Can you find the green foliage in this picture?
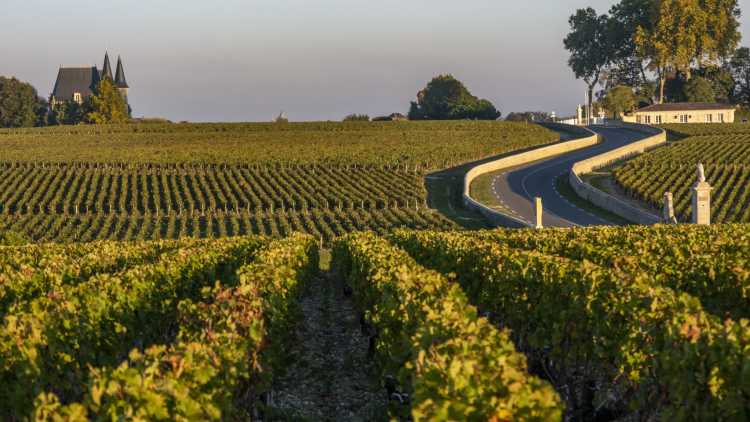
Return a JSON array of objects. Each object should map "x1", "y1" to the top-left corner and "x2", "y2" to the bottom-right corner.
[
  {"x1": 0, "y1": 121, "x2": 557, "y2": 167},
  {"x1": 607, "y1": 0, "x2": 653, "y2": 88},
  {"x1": 683, "y1": 76, "x2": 717, "y2": 102},
  {"x1": 696, "y1": 66, "x2": 735, "y2": 103},
  {"x1": 343, "y1": 114, "x2": 370, "y2": 122},
  {"x1": 730, "y1": 47, "x2": 750, "y2": 107},
  {"x1": 85, "y1": 79, "x2": 129, "y2": 124},
  {"x1": 0, "y1": 240, "x2": 185, "y2": 319},
  {"x1": 0, "y1": 230, "x2": 28, "y2": 246},
  {"x1": 390, "y1": 226, "x2": 750, "y2": 421},
  {"x1": 0, "y1": 122, "x2": 556, "y2": 243},
  {"x1": 0, "y1": 237, "x2": 266, "y2": 417},
  {"x1": 332, "y1": 232, "x2": 563, "y2": 421},
  {"x1": 564, "y1": 7, "x2": 614, "y2": 116},
  {"x1": 634, "y1": 0, "x2": 740, "y2": 103},
  {"x1": 49, "y1": 100, "x2": 87, "y2": 126},
  {"x1": 601, "y1": 85, "x2": 636, "y2": 117},
  {"x1": 408, "y1": 75, "x2": 501, "y2": 121},
  {"x1": 29, "y1": 234, "x2": 317, "y2": 420},
  {"x1": 505, "y1": 112, "x2": 553, "y2": 122},
  {"x1": 0, "y1": 76, "x2": 46, "y2": 128}
]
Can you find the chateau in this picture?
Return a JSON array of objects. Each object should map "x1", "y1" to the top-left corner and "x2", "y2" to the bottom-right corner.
[{"x1": 50, "y1": 52, "x2": 129, "y2": 108}]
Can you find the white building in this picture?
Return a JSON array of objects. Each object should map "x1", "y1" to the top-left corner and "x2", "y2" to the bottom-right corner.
[{"x1": 622, "y1": 103, "x2": 735, "y2": 124}]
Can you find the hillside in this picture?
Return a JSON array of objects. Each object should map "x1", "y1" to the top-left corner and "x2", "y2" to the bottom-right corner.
[{"x1": 0, "y1": 122, "x2": 558, "y2": 243}]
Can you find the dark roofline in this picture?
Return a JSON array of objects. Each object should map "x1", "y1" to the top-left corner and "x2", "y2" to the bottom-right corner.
[{"x1": 634, "y1": 102, "x2": 735, "y2": 113}]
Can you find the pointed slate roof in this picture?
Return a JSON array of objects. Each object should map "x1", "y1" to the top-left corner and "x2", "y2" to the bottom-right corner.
[
  {"x1": 115, "y1": 56, "x2": 128, "y2": 88},
  {"x1": 51, "y1": 67, "x2": 100, "y2": 101},
  {"x1": 101, "y1": 52, "x2": 113, "y2": 80}
]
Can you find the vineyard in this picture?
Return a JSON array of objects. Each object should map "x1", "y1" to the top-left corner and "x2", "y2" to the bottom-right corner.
[
  {"x1": 2, "y1": 234, "x2": 318, "y2": 419},
  {"x1": 0, "y1": 121, "x2": 558, "y2": 242},
  {"x1": 385, "y1": 225, "x2": 750, "y2": 420},
  {"x1": 613, "y1": 124, "x2": 750, "y2": 222},
  {"x1": 4, "y1": 224, "x2": 748, "y2": 420}
]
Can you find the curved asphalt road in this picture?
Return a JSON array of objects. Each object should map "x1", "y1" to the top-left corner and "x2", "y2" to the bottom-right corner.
[{"x1": 490, "y1": 126, "x2": 649, "y2": 228}]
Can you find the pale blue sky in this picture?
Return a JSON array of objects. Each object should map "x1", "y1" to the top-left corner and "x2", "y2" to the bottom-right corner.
[{"x1": 2, "y1": 0, "x2": 749, "y2": 121}]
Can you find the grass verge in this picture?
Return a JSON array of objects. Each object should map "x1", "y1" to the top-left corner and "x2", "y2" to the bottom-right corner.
[{"x1": 554, "y1": 174, "x2": 632, "y2": 226}]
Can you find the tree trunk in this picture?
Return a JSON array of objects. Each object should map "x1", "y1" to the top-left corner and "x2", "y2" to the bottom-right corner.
[
  {"x1": 639, "y1": 61, "x2": 649, "y2": 87},
  {"x1": 587, "y1": 85, "x2": 595, "y2": 125},
  {"x1": 659, "y1": 76, "x2": 666, "y2": 104}
]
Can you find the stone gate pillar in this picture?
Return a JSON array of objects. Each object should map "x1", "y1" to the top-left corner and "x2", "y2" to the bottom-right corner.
[
  {"x1": 692, "y1": 163, "x2": 712, "y2": 225},
  {"x1": 663, "y1": 192, "x2": 677, "y2": 224}
]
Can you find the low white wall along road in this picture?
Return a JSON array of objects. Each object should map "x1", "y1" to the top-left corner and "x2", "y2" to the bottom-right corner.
[
  {"x1": 463, "y1": 122, "x2": 668, "y2": 228},
  {"x1": 568, "y1": 123, "x2": 666, "y2": 225},
  {"x1": 463, "y1": 124, "x2": 600, "y2": 228}
]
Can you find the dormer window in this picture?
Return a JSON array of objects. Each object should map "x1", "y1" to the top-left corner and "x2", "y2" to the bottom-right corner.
[{"x1": 73, "y1": 92, "x2": 82, "y2": 104}]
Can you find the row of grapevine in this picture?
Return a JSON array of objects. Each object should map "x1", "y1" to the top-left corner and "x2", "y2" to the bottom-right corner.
[
  {"x1": 0, "y1": 236, "x2": 266, "y2": 417},
  {"x1": 0, "y1": 208, "x2": 458, "y2": 244},
  {"x1": 0, "y1": 238, "x2": 199, "y2": 318},
  {"x1": 661, "y1": 123, "x2": 750, "y2": 137},
  {"x1": 468, "y1": 225, "x2": 750, "y2": 320},
  {"x1": 0, "y1": 121, "x2": 559, "y2": 168},
  {"x1": 332, "y1": 232, "x2": 563, "y2": 421},
  {"x1": 390, "y1": 229, "x2": 750, "y2": 421},
  {"x1": 34, "y1": 234, "x2": 318, "y2": 420},
  {"x1": 613, "y1": 133, "x2": 750, "y2": 222},
  {"x1": 0, "y1": 163, "x2": 426, "y2": 216}
]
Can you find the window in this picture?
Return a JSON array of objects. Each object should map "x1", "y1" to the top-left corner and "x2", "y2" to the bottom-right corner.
[
  {"x1": 719, "y1": 113, "x2": 725, "y2": 123},
  {"x1": 706, "y1": 114, "x2": 713, "y2": 123},
  {"x1": 636, "y1": 116, "x2": 642, "y2": 124},
  {"x1": 680, "y1": 114, "x2": 689, "y2": 123},
  {"x1": 655, "y1": 115, "x2": 662, "y2": 124},
  {"x1": 73, "y1": 92, "x2": 82, "y2": 104}
]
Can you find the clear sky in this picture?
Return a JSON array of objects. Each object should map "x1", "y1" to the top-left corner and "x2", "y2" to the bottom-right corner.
[{"x1": 2, "y1": 0, "x2": 749, "y2": 122}]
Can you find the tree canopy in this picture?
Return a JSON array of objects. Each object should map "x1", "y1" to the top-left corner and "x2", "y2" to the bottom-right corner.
[
  {"x1": 85, "y1": 78, "x2": 130, "y2": 124},
  {"x1": 408, "y1": 75, "x2": 501, "y2": 120},
  {"x1": 0, "y1": 76, "x2": 47, "y2": 128},
  {"x1": 601, "y1": 85, "x2": 637, "y2": 117},
  {"x1": 343, "y1": 114, "x2": 370, "y2": 122},
  {"x1": 683, "y1": 76, "x2": 717, "y2": 102},
  {"x1": 730, "y1": 47, "x2": 750, "y2": 107},
  {"x1": 564, "y1": 8, "x2": 614, "y2": 123},
  {"x1": 505, "y1": 112, "x2": 553, "y2": 123},
  {"x1": 566, "y1": 0, "x2": 741, "y2": 108}
]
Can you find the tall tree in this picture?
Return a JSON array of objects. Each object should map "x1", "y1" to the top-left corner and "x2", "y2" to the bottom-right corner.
[
  {"x1": 695, "y1": 0, "x2": 741, "y2": 66},
  {"x1": 730, "y1": 47, "x2": 750, "y2": 107},
  {"x1": 85, "y1": 79, "x2": 129, "y2": 124},
  {"x1": 609, "y1": 0, "x2": 654, "y2": 88},
  {"x1": 635, "y1": 0, "x2": 703, "y2": 104},
  {"x1": 408, "y1": 75, "x2": 501, "y2": 120},
  {"x1": 564, "y1": 8, "x2": 613, "y2": 124},
  {"x1": 0, "y1": 76, "x2": 44, "y2": 128},
  {"x1": 634, "y1": 0, "x2": 740, "y2": 103}
]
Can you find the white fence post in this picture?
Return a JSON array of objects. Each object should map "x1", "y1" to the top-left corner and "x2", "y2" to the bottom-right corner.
[{"x1": 534, "y1": 197, "x2": 543, "y2": 229}]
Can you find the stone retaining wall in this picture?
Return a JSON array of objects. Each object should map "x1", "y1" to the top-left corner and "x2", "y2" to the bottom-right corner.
[
  {"x1": 568, "y1": 123, "x2": 666, "y2": 225},
  {"x1": 463, "y1": 125, "x2": 600, "y2": 228}
]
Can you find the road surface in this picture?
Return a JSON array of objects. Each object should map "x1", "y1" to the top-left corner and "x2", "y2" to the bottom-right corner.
[{"x1": 489, "y1": 126, "x2": 649, "y2": 227}]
